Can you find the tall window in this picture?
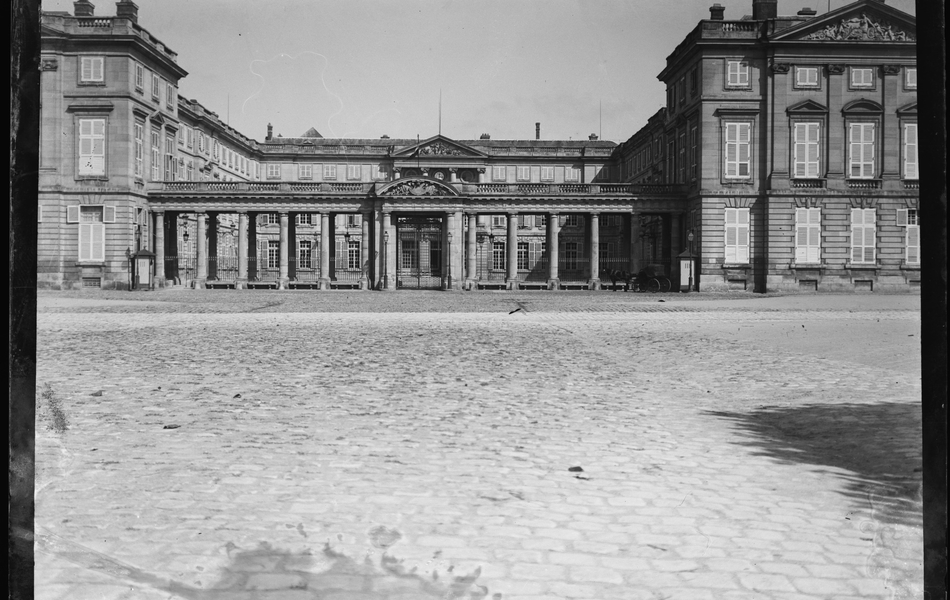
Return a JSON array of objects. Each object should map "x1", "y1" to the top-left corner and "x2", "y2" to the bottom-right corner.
[
  {"x1": 164, "y1": 134, "x2": 176, "y2": 181},
  {"x1": 795, "y1": 208, "x2": 821, "y2": 263},
  {"x1": 903, "y1": 123, "x2": 918, "y2": 180},
  {"x1": 726, "y1": 60, "x2": 749, "y2": 87},
  {"x1": 267, "y1": 240, "x2": 280, "y2": 269},
  {"x1": 401, "y1": 239, "x2": 417, "y2": 269},
  {"x1": 516, "y1": 166, "x2": 530, "y2": 182},
  {"x1": 346, "y1": 164, "x2": 360, "y2": 180},
  {"x1": 795, "y1": 67, "x2": 819, "y2": 88},
  {"x1": 186, "y1": 127, "x2": 193, "y2": 149},
  {"x1": 78, "y1": 118, "x2": 105, "y2": 176},
  {"x1": 198, "y1": 132, "x2": 205, "y2": 153},
  {"x1": 266, "y1": 164, "x2": 281, "y2": 179},
  {"x1": 299, "y1": 164, "x2": 313, "y2": 180},
  {"x1": 678, "y1": 131, "x2": 686, "y2": 183},
  {"x1": 492, "y1": 166, "x2": 507, "y2": 182},
  {"x1": 905, "y1": 67, "x2": 917, "y2": 90},
  {"x1": 690, "y1": 124, "x2": 698, "y2": 180},
  {"x1": 793, "y1": 123, "x2": 821, "y2": 179},
  {"x1": 517, "y1": 242, "x2": 529, "y2": 270},
  {"x1": 429, "y1": 240, "x2": 442, "y2": 272},
  {"x1": 186, "y1": 160, "x2": 194, "y2": 181},
  {"x1": 347, "y1": 241, "x2": 361, "y2": 269},
  {"x1": 492, "y1": 242, "x2": 506, "y2": 270},
  {"x1": 897, "y1": 209, "x2": 919, "y2": 265},
  {"x1": 178, "y1": 127, "x2": 185, "y2": 146},
  {"x1": 540, "y1": 166, "x2": 554, "y2": 181},
  {"x1": 850, "y1": 208, "x2": 876, "y2": 264},
  {"x1": 565, "y1": 215, "x2": 580, "y2": 227},
  {"x1": 850, "y1": 67, "x2": 874, "y2": 89},
  {"x1": 848, "y1": 123, "x2": 875, "y2": 179},
  {"x1": 724, "y1": 208, "x2": 750, "y2": 263},
  {"x1": 151, "y1": 74, "x2": 160, "y2": 101},
  {"x1": 80, "y1": 56, "x2": 104, "y2": 82},
  {"x1": 564, "y1": 242, "x2": 579, "y2": 270},
  {"x1": 78, "y1": 206, "x2": 105, "y2": 261},
  {"x1": 134, "y1": 63, "x2": 144, "y2": 91},
  {"x1": 166, "y1": 83, "x2": 175, "y2": 109},
  {"x1": 150, "y1": 129, "x2": 160, "y2": 181},
  {"x1": 133, "y1": 121, "x2": 144, "y2": 178},
  {"x1": 298, "y1": 240, "x2": 312, "y2": 269},
  {"x1": 564, "y1": 167, "x2": 580, "y2": 182},
  {"x1": 491, "y1": 215, "x2": 506, "y2": 228},
  {"x1": 724, "y1": 122, "x2": 751, "y2": 179},
  {"x1": 323, "y1": 164, "x2": 337, "y2": 180}
]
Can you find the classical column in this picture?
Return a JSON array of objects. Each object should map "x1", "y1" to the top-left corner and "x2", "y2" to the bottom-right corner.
[
  {"x1": 247, "y1": 213, "x2": 258, "y2": 283},
  {"x1": 165, "y1": 212, "x2": 179, "y2": 284},
  {"x1": 547, "y1": 213, "x2": 559, "y2": 289},
  {"x1": 382, "y1": 212, "x2": 396, "y2": 290},
  {"x1": 195, "y1": 212, "x2": 207, "y2": 288},
  {"x1": 630, "y1": 212, "x2": 641, "y2": 275},
  {"x1": 670, "y1": 212, "x2": 682, "y2": 285},
  {"x1": 153, "y1": 210, "x2": 165, "y2": 286},
  {"x1": 278, "y1": 211, "x2": 290, "y2": 289},
  {"x1": 319, "y1": 212, "x2": 331, "y2": 289},
  {"x1": 477, "y1": 168, "x2": 486, "y2": 184},
  {"x1": 236, "y1": 211, "x2": 248, "y2": 289},
  {"x1": 207, "y1": 212, "x2": 218, "y2": 281},
  {"x1": 466, "y1": 213, "x2": 477, "y2": 289},
  {"x1": 506, "y1": 212, "x2": 518, "y2": 289},
  {"x1": 449, "y1": 168, "x2": 458, "y2": 183},
  {"x1": 589, "y1": 212, "x2": 600, "y2": 290},
  {"x1": 287, "y1": 213, "x2": 297, "y2": 283},
  {"x1": 360, "y1": 211, "x2": 371, "y2": 290}
]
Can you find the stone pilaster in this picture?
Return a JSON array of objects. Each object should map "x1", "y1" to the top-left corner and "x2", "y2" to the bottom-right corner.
[
  {"x1": 319, "y1": 212, "x2": 331, "y2": 290},
  {"x1": 589, "y1": 212, "x2": 601, "y2": 290},
  {"x1": 236, "y1": 211, "x2": 248, "y2": 289},
  {"x1": 360, "y1": 211, "x2": 371, "y2": 290},
  {"x1": 278, "y1": 212, "x2": 289, "y2": 289},
  {"x1": 195, "y1": 212, "x2": 207, "y2": 288},
  {"x1": 547, "y1": 213, "x2": 559, "y2": 289},
  {"x1": 466, "y1": 213, "x2": 477, "y2": 290},
  {"x1": 506, "y1": 212, "x2": 518, "y2": 290},
  {"x1": 152, "y1": 210, "x2": 165, "y2": 286}
]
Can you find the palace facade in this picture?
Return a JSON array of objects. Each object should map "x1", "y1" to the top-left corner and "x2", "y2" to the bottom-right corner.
[{"x1": 39, "y1": 0, "x2": 918, "y2": 292}]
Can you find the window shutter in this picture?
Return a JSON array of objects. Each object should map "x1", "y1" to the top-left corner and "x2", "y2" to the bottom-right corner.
[
  {"x1": 807, "y1": 209, "x2": 821, "y2": 263},
  {"x1": 795, "y1": 208, "x2": 808, "y2": 262},
  {"x1": 907, "y1": 226, "x2": 919, "y2": 264},
  {"x1": 904, "y1": 124, "x2": 918, "y2": 179},
  {"x1": 67, "y1": 205, "x2": 80, "y2": 223},
  {"x1": 896, "y1": 209, "x2": 908, "y2": 227}
]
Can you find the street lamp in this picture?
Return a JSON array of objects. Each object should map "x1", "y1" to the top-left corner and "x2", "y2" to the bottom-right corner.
[
  {"x1": 687, "y1": 230, "x2": 695, "y2": 292},
  {"x1": 383, "y1": 229, "x2": 390, "y2": 290}
]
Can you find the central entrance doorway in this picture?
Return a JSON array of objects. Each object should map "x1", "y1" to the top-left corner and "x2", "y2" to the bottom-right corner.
[{"x1": 396, "y1": 216, "x2": 443, "y2": 289}]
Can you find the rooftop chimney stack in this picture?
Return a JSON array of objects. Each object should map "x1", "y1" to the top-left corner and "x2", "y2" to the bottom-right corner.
[
  {"x1": 536, "y1": 122, "x2": 541, "y2": 140},
  {"x1": 589, "y1": 133, "x2": 599, "y2": 141},
  {"x1": 115, "y1": 1, "x2": 138, "y2": 23},
  {"x1": 797, "y1": 7, "x2": 817, "y2": 16},
  {"x1": 479, "y1": 133, "x2": 490, "y2": 140},
  {"x1": 752, "y1": 0, "x2": 777, "y2": 19},
  {"x1": 266, "y1": 123, "x2": 273, "y2": 141},
  {"x1": 74, "y1": 0, "x2": 95, "y2": 16},
  {"x1": 709, "y1": 3, "x2": 725, "y2": 20}
]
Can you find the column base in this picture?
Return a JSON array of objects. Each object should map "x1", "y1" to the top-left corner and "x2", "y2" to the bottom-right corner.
[
  {"x1": 547, "y1": 279, "x2": 560, "y2": 290},
  {"x1": 318, "y1": 278, "x2": 332, "y2": 290},
  {"x1": 235, "y1": 279, "x2": 248, "y2": 290},
  {"x1": 589, "y1": 278, "x2": 601, "y2": 291},
  {"x1": 358, "y1": 277, "x2": 368, "y2": 291},
  {"x1": 193, "y1": 279, "x2": 207, "y2": 289},
  {"x1": 278, "y1": 277, "x2": 290, "y2": 290},
  {"x1": 505, "y1": 279, "x2": 518, "y2": 291},
  {"x1": 150, "y1": 276, "x2": 167, "y2": 289},
  {"x1": 463, "y1": 279, "x2": 476, "y2": 291}
]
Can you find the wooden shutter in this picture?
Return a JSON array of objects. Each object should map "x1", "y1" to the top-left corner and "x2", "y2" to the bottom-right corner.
[
  {"x1": 103, "y1": 205, "x2": 116, "y2": 223},
  {"x1": 907, "y1": 225, "x2": 920, "y2": 264},
  {"x1": 67, "y1": 205, "x2": 80, "y2": 223},
  {"x1": 903, "y1": 124, "x2": 918, "y2": 179}
]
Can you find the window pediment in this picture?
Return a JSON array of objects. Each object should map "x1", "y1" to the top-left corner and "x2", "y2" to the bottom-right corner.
[
  {"x1": 841, "y1": 98, "x2": 883, "y2": 114},
  {"x1": 787, "y1": 99, "x2": 828, "y2": 115},
  {"x1": 896, "y1": 102, "x2": 917, "y2": 116},
  {"x1": 66, "y1": 101, "x2": 114, "y2": 114}
]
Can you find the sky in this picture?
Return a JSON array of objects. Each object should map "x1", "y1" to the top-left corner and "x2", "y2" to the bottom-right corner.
[{"x1": 42, "y1": 0, "x2": 916, "y2": 143}]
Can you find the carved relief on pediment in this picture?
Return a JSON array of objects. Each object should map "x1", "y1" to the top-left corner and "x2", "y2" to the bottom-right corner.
[
  {"x1": 803, "y1": 13, "x2": 914, "y2": 41},
  {"x1": 381, "y1": 179, "x2": 455, "y2": 197},
  {"x1": 418, "y1": 141, "x2": 465, "y2": 156}
]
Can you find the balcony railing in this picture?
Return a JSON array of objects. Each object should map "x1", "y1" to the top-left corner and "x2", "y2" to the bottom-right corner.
[
  {"x1": 701, "y1": 20, "x2": 760, "y2": 39},
  {"x1": 846, "y1": 179, "x2": 883, "y2": 190},
  {"x1": 150, "y1": 181, "x2": 375, "y2": 195}
]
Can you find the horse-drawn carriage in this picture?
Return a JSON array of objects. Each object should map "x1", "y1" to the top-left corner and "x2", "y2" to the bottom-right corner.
[{"x1": 600, "y1": 264, "x2": 672, "y2": 293}]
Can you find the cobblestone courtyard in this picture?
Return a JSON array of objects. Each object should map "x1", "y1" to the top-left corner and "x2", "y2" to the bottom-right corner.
[{"x1": 34, "y1": 290, "x2": 923, "y2": 600}]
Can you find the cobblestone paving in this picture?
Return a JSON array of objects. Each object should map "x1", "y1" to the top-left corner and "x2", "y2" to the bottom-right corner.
[{"x1": 34, "y1": 292, "x2": 922, "y2": 600}]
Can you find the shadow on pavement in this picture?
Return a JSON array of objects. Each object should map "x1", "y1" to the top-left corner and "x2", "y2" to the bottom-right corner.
[{"x1": 705, "y1": 401, "x2": 922, "y2": 528}]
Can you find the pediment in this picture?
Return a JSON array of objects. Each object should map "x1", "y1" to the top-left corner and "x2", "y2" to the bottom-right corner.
[
  {"x1": 896, "y1": 102, "x2": 917, "y2": 115},
  {"x1": 377, "y1": 177, "x2": 459, "y2": 197},
  {"x1": 774, "y1": 2, "x2": 915, "y2": 42},
  {"x1": 391, "y1": 135, "x2": 487, "y2": 159},
  {"x1": 787, "y1": 99, "x2": 828, "y2": 115},
  {"x1": 842, "y1": 98, "x2": 883, "y2": 114}
]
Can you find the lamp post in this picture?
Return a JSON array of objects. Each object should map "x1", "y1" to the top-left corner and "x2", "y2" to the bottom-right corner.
[
  {"x1": 383, "y1": 229, "x2": 389, "y2": 290},
  {"x1": 687, "y1": 230, "x2": 695, "y2": 292}
]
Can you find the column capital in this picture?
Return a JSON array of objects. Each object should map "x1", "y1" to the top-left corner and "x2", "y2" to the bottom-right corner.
[
  {"x1": 195, "y1": 212, "x2": 208, "y2": 219},
  {"x1": 235, "y1": 209, "x2": 248, "y2": 214},
  {"x1": 448, "y1": 167, "x2": 458, "y2": 173},
  {"x1": 477, "y1": 167, "x2": 486, "y2": 174},
  {"x1": 589, "y1": 211, "x2": 601, "y2": 217},
  {"x1": 152, "y1": 208, "x2": 166, "y2": 216}
]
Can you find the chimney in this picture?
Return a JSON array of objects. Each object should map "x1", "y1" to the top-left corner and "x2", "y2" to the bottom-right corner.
[
  {"x1": 479, "y1": 133, "x2": 490, "y2": 140},
  {"x1": 266, "y1": 123, "x2": 273, "y2": 141},
  {"x1": 797, "y1": 7, "x2": 817, "y2": 16},
  {"x1": 535, "y1": 122, "x2": 541, "y2": 140},
  {"x1": 709, "y1": 3, "x2": 725, "y2": 20},
  {"x1": 115, "y1": 0, "x2": 138, "y2": 22},
  {"x1": 589, "y1": 133, "x2": 599, "y2": 141},
  {"x1": 752, "y1": 0, "x2": 777, "y2": 19},
  {"x1": 73, "y1": 0, "x2": 95, "y2": 16}
]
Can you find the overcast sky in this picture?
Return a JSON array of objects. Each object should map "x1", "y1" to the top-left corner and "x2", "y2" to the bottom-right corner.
[{"x1": 43, "y1": 0, "x2": 916, "y2": 143}]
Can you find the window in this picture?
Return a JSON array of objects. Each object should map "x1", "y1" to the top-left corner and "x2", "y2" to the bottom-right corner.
[
  {"x1": 491, "y1": 215, "x2": 506, "y2": 228},
  {"x1": 178, "y1": 127, "x2": 185, "y2": 146},
  {"x1": 266, "y1": 164, "x2": 280, "y2": 179},
  {"x1": 151, "y1": 74, "x2": 160, "y2": 101},
  {"x1": 299, "y1": 164, "x2": 313, "y2": 180},
  {"x1": 565, "y1": 215, "x2": 580, "y2": 227},
  {"x1": 347, "y1": 214, "x2": 361, "y2": 228},
  {"x1": 516, "y1": 166, "x2": 530, "y2": 182},
  {"x1": 150, "y1": 129, "x2": 160, "y2": 181},
  {"x1": 198, "y1": 132, "x2": 205, "y2": 153},
  {"x1": 166, "y1": 83, "x2": 175, "y2": 109},
  {"x1": 186, "y1": 160, "x2": 194, "y2": 181},
  {"x1": 492, "y1": 242, "x2": 506, "y2": 270},
  {"x1": 517, "y1": 242, "x2": 529, "y2": 270},
  {"x1": 518, "y1": 215, "x2": 532, "y2": 229},
  {"x1": 678, "y1": 132, "x2": 686, "y2": 183},
  {"x1": 347, "y1": 241, "x2": 361, "y2": 269},
  {"x1": 795, "y1": 67, "x2": 819, "y2": 88},
  {"x1": 690, "y1": 124, "x2": 698, "y2": 180},
  {"x1": 78, "y1": 206, "x2": 105, "y2": 261},
  {"x1": 373, "y1": 164, "x2": 388, "y2": 180},
  {"x1": 267, "y1": 240, "x2": 280, "y2": 269},
  {"x1": 903, "y1": 123, "x2": 918, "y2": 180},
  {"x1": 323, "y1": 164, "x2": 337, "y2": 180},
  {"x1": 295, "y1": 213, "x2": 314, "y2": 226},
  {"x1": 78, "y1": 118, "x2": 105, "y2": 176},
  {"x1": 850, "y1": 67, "x2": 874, "y2": 89},
  {"x1": 298, "y1": 240, "x2": 313, "y2": 269},
  {"x1": 212, "y1": 140, "x2": 219, "y2": 160},
  {"x1": 164, "y1": 135, "x2": 176, "y2": 181},
  {"x1": 429, "y1": 240, "x2": 442, "y2": 272},
  {"x1": 537, "y1": 215, "x2": 546, "y2": 228},
  {"x1": 850, "y1": 208, "x2": 876, "y2": 264},
  {"x1": 793, "y1": 123, "x2": 821, "y2": 179},
  {"x1": 346, "y1": 164, "x2": 361, "y2": 180},
  {"x1": 492, "y1": 166, "x2": 507, "y2": 182},
  {"x1": 724, "y1": 208, "x2": 750, "y2": 263},
  {"x1": 897, "y1": 209, "x2": 919, "y2": 265},
  {"x1": 540, "y1": 166, "x2": 554, "y2": 181},
  {"x1": 260, "y1": 213, "x2": 278, "y2": 226},
  {"x1": 905, "y1": 67, "x2": 917, "y2": 90},
  {"x1": 133, "y1": 121, "x2": 144, "y2": 178},
  {"x1": 848, "y1": 123, "x2": 875, "y2": 179},
  {"x1": 401, "y1": 239, "x2": 417, "y2": 270},
  {"x1": 565, "y1": 167, "x2": 580, "y2": 182},
  {"x1": 724, "y1": 122, "x2": 751, "y2": 179},
  {"x1": 564, "y1": 242, "x2": 579, "y2": 270},
  {"x1": 134, "y1": 63, "x2": 144, "y2": 91},
  {"x1": 795, "y1": 208, "x2": 821, "y2": 263},
  {"x1": 186, "y1": 127, "x2": 193, "y2": 149},
  {"x1": 80, "y1": 56, "x2": 104, "y2": 82},
  {"x1": 726, "y1": 60, "x2": 749, "y2": 87}
]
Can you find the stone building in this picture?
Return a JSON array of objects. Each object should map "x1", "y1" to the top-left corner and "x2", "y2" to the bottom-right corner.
[{"x1": 38, "y1": 0, "x2": 917, "y2": 292}]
